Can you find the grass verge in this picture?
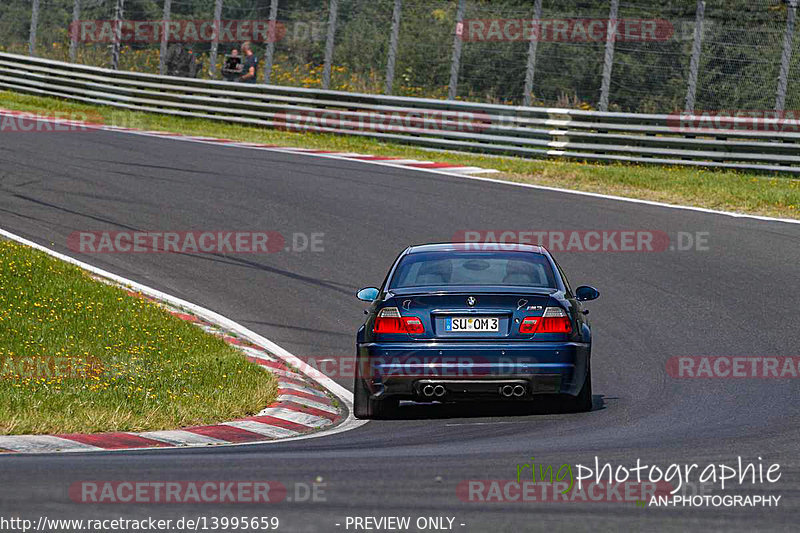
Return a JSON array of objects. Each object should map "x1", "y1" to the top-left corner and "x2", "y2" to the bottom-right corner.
[
  {"x1": 0, "y1": 238, "x2": 278, "y2": 435},
  {"x1": 1, "y1": 90, "x2": 798, "y2": 219}
]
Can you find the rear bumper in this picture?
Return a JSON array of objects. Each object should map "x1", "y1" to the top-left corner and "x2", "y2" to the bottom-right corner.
[{"x1": 356, "y1": 341, "x2": 590, "y2": 400}]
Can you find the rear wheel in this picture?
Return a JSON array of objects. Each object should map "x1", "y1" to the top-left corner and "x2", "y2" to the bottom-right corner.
[
  {"x1": 565, "y1": 366, "x2": 592, "y2": 413},
  {"x1": 353, "y1": 377, "x2": 398, "y2": 419}
]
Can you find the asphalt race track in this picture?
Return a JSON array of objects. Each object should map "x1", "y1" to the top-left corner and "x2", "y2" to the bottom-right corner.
[{"x1": 0, "y1": 128, "x2": 798, "y2": 532}]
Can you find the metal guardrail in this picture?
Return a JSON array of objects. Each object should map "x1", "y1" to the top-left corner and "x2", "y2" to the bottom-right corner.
[{"x1": 1, "y1": 52, "x2": 798, "y2": 174}]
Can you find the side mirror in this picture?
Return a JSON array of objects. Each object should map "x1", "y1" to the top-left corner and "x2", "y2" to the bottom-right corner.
[
  {"x1": 356, "y1": 287, "x2": 379, "y2": 302},
  {"x1": 575, "y1": 285, "x2": 600, "y2": 301}
]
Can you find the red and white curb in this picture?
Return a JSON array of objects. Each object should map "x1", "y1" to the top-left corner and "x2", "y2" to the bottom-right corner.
[
  {"x1": 0, "y1": 227, "x2": 367, "y2": 455},
  {"x1": 0, "y1": 108, "x2": 499, "y2": 177}
]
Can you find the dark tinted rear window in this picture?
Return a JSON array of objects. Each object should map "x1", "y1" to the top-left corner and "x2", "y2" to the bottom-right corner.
[{"x1": 389, "y1": 251, "x2": 557, "y2": 289}]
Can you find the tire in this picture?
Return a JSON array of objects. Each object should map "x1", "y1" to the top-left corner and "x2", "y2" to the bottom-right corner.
[
  {"x1": 565, "y1": 366, "x2": 592, "y2": 413},
  {"x1": 353, "y1": 376, "x2": 398, "y2": 419}
]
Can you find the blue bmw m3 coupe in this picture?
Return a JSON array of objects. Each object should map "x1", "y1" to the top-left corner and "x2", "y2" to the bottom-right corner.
[{"x1": 353, "y1": 243, "x2": 599, "y2": 419}]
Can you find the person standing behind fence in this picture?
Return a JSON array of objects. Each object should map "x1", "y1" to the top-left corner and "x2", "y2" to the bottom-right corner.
[
  {"x1": 222, "y1": 49, "x2": 242, "y2": 82},
  {"x1": 238, "y1": 42, "x2": 258, "y2": 83}
]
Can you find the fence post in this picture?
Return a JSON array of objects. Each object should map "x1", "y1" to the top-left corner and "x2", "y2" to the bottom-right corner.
[
  {"x1": 448, "y1": 0, "x2": 467, "y2": 100},
  {"x1": 684, "y1": 0, "x2": 705, "y2": 112},
  {"x1": 522, "y1": 0, "x2": 543, "y2": 106},
  {"x1": 209, "y1": 0, "x2": 224, "y2": 76},
  {"x1": 322, "y1": 0, "x2": 339, "y2": 90},
  {"x1": 29, "y1": 0, "x2": 40, "y2": 56},
  {"x1": 263, "y1": 0, "x2": 280, "y2": 84},
  {"x1": 159, "y1": 0, "x2": 171, "y2": 75},
  {"x1": 384, "y1": 0, "x2": 402, "y2": 95},
  {"x1": 776, "y1": 0, "x2": 798, "y2": 112},
  {"x1": 598, "y1": 0, "x2": 619, "y2": 112},
  {"x1": 111, "y1": 0, "x2": 125, "y2": 70},
  {"x1": 68, "y1": 0, "x2": 81, "y2": 62}
]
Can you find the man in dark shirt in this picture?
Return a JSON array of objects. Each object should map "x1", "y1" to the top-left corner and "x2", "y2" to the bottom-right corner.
[
  {"x1": 222, "y1": 49, "x2": 242, "y2": 82},
  {"x1": 238, "y1": 41, "x2": 258, "y2": 84}
]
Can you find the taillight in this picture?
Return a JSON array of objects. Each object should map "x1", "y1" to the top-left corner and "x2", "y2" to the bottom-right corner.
[
  {"x1": 520, "y1": 316, "x2": 540, "y2": 334},
  {"x1": 374, "y1": 307, "x2": 425, "y2": 334},
  {"x1": 519, "y1": 307, "x2": 572, "y2": 334},
  {"x1": 403, "y1": 316, "x2": 425, "y2": 334},
  {"x1": 374, "y1": 307, "x2": 403, "y2": 333},
  {"x1": 540, "y1": 306, "x2": 572, "y2": 333}
]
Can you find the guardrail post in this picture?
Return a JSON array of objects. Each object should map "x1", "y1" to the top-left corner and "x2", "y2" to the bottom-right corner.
[
  {"x1": 776, "y1": 0, "x2": 797, "y2": 112},
  {"x1": 68, "y1": 0, "x2": 81, "y2": 62},
  {"x1": 322, "y1": 0, "x2": 339, "y2": 90},
  {"x1": 448, "y1": 0, "x2": 467, "y2": 100},
  {"x1": 209, "y1": 0, "x2": 224, "y2": 76},
  {"x1": 111, "y1": 0, "x2": 125, "y2": 70},
  {"x1": 262, "y1": 0, "x2": 280, "y2": 84},
  {"x1": 28, "y1": 0, "x2": 40, "y2": 56},
  {"x1": 384, "y1": 0, "x2": 402, "y2": 95},
  {"x1": 522, "y1": 0, "x2": 543, "y2": 106},
  {"x1": 684, "y1": 1, "x2": 705, "y2": 112},
  {"x1": 598, "y1": 0, "x2": 619, "y2": 112},
  {"x1": 158, "y1": 0, "x2": 171, "y2": 75}
]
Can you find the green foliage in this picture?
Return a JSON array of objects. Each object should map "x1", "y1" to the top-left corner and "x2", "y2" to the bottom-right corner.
[{"x1": 1, "y1": 0, "x2": 798, "y2": 111}]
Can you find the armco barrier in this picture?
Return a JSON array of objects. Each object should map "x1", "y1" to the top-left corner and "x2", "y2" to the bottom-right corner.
[{"x1": 1, "y1": 52, "x2": 798, "y2": 174}]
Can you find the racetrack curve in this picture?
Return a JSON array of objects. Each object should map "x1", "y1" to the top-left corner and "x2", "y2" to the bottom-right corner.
[{"x1": 0, "y1": 128, "x2": 798, "y2": 532}]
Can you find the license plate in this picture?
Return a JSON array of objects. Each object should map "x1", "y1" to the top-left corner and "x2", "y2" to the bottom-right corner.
[{"x1": 445, "y1": 316, "x2": 499, "y2": 332}]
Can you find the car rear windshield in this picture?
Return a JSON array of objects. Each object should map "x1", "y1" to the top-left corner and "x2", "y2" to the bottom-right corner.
[{"x1": 389, "y1": 251, "x2": 557, "y2": 289}]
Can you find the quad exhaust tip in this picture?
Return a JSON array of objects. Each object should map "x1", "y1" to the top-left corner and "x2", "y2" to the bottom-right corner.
[
  {"x1": 421, "y1": 384, "x2": 447, "y2": 398},
  {"x1": 500, "y1": 384, "x2": 526, "y2": 398}
]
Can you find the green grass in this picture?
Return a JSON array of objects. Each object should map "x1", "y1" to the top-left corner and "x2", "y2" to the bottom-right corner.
[
  {"x1": 0, "y1": 239, "x2": 278, "y2": 435},
  {"x1": 1, "y1": 90, "x2": 799, "y2": 219}
]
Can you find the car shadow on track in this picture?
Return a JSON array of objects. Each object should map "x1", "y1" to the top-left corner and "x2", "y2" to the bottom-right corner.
[{"x1": 385, "y1": 395, "x2": 607, "y2": 420}]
